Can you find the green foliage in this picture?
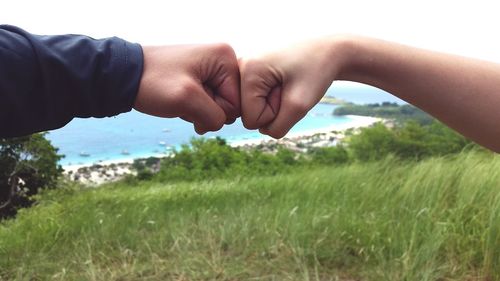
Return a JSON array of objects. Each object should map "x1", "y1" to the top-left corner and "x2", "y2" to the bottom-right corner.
[
  {"x1": 154, "y1": 137, "x2": 300, "y2": 183},
  {"x1": 136, "y1": 169, "x2": 154, "y2": 181},
  {"x1": 349, "y1": 121, "x2": 475, "y2": 161},
  {"x1": 134, "y1": 120, "x2": 478, "y2": 183},
  {"x1": 0, "y1": 133, "x2": 63, "y2": 218},
  {"x1": 276, "y1": 147, "x2": 297, "y2": 166},
  {"x1": 348, "y1": 123, "x2": 397, "y2": 161},
  {"x1": 334, "y1": 103, "x2": 434, "y2": 125},
  {"x1": 132, "y1": 157, "x2": 160, "y2": 172},
  {"x1": 1, "y1": 152, "x2": 500, "y2": 280},
  {"x1": 157, "y1": 137, "x2": 243, "y2": 181},
  {"x1": 308, "y1": 145, "x2": 350, "y2": 165}
]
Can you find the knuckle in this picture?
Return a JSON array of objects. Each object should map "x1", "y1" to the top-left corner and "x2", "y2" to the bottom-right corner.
[
  {"x1": 210, "y1": 43, "x2": 236, "y2": 58},
  {"x1": 286, "y1": 97, "x2": 309, "y2": 114},
  {"x1": 241, "y1": 111, "x2": 262, "y2": 130},
  {"x1": 242, "y1": 73, "x2": 263, "y2": 88},
  {"x1": 173, "y1": 81, "x2": 199, "y2": 104},
  {"x1": 267, "y1": 130, "x2": 286, "y2": 139},
  {"x1": 240, "y1": 58, "x2": 263, "y2": 75},
  {"x1": 225, "y1": 118, "x2": 236, "y2": 125},
  {"x1": 242, "y1": 118, "x2": 259, "y2": 130},
  {"x1": 207, "y1": 120, "x2": 225, "y2": 132},
  {"x1": 240, "y1": 60, "x2": 282, "y2": 95},
  {"x1": 194, "y1": 126, "x2": 206, "y2": 135},
  {"x1": 177, "y1": 81, "x2": 198, "y2": 96},
  {"x1": 198, "y1": 115, "x2": 225, "y2": 133}
]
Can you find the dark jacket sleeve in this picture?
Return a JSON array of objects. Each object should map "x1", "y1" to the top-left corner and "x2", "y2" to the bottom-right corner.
[{"x1": 0, "y1": 25, "x2": 144, "y2": 138}]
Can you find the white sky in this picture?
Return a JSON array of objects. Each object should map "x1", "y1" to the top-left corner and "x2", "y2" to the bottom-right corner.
[{"x1": 2, "y1": 0, "x2": 500, "y2": 61}]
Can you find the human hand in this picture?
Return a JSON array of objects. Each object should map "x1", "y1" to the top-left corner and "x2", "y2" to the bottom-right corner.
[
  {"x1": 134, "y1": 44, "x2": 240, "y2": 134},
  {"x1": 239, "y1": 37, "x2": 349, "y2": 138}
]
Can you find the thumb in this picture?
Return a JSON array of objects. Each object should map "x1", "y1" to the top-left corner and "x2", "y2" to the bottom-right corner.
[{"x1": 181, "y1": 82, "x2": 227, "y2": 134}]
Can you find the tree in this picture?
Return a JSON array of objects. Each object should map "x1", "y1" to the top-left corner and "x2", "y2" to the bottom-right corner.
[{"x1": 0, "y1": 133, "x2": 63, "y2": 219}]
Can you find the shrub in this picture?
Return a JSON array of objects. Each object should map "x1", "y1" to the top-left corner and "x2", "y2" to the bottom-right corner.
[
  {"x1": 309, "y1": 145, "x2": 350, "y2": 165},
  {"x1": 156, "y1": 138, "x2": 302, "y2": 182},
  {"x1": 348, "y1": 123, "x2": 397, "y2": 161},
  {"x1": 348, "y1": 121, "x2": 475, "y2": 161}
]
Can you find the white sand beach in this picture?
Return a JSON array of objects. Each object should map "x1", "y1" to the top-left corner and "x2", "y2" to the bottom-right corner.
[
  {"x1": 228, "y1": 115, "x2": 381, "y2": 148},
  {"x1": 63, "y1": 115, "x2": 382, "y2": 185}
]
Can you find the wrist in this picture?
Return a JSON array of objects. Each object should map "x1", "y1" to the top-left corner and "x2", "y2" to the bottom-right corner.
[
  {"x1": 328, "y1": 35, "x2": 362, "y2": 82},
  {"x1": 133, "y1": 46, "x2": 160, "y2": 115},
  {"x1": 333, "y1": 35, "x2": 393, "y2": 90},
  {"x1": 331, "y1": 35, "x2": 384, "y2": 87}
]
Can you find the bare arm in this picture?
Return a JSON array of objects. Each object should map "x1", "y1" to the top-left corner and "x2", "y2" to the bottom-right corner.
[
  {"x1": 338, "y1": 36, "x2": 500, "y2": 152},
  {"x1": 240, "y1": 36, "x2": 500, "y2": 152}
]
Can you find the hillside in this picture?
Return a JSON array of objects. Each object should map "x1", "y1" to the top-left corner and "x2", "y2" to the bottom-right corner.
[
  {"x1": 1, "y1": 151, "x2": 500, "y2": 280},
  {"x1": 334, "y1": 102, "x2": 434, "y2": 125}
]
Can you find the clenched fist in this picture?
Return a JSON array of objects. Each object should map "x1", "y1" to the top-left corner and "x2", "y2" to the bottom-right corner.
[
  {"x1": 239, "y1": 38, "x2": 348, "y2": 138},
  {"x1": 134, "y1": 43, "x2": 240, "y2": 134}
]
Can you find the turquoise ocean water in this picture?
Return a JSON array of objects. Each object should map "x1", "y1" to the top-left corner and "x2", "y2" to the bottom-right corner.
[{"x1": 46, "y1": 85, "x2": 404, "y2": 166}]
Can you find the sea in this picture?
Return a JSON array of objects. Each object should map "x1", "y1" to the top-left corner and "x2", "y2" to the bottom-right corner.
[{"x1": 46, "y1": 84, "x2": 405, "y2": 166}]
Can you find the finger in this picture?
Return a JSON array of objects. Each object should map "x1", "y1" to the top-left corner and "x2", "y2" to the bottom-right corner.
[
  {"x1": 181, "y1": 82, "x2": 227, "y2": 134},
  {"x1": 225, "y1": 117, "x2": 237, "y2": 125},
  {"x1": 260, "y1": 86, "x2": 311, "y2": 139},
  {"x1": 203, "y1": 44, "x2": 241, "y2": 122},
  {"x1": 204, "y1": 77, "x2": 240, "y2": 124},
  {"x1": 240, "y1": 59, "x2": 282, "y2": 130},
  {"x1": 204, "y1": 85, "x2": 235, "y2": 126}
]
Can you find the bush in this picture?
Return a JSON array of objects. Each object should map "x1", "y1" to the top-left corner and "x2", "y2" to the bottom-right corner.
[
  {"x1": 156, "y1": 137, "x2": 247, "y2": 182},
  {"x1": 276, "y1": 148, "x2": 297, "y2": 166},
  {"x1": 133, "y1": 120, "x2": 477, "y2": 184},
  {"x1": 0, "y1": 133, "x2": 63, "y2": 219},
  {"x1": 348, "y1": 121, "x2": 475, "y2": 161},
  {"x1": 136, "y1": 170, "x2": 154, "y2": 181},
  {"x1": 309, "y1": 145, "x2": 350, "y2": 165},
  {"x1": 155, "y1": 138, "x2": 301, "y2": 183},
  {"x1": 348, "y1": 123, "x2": 397, "y2": 161}
]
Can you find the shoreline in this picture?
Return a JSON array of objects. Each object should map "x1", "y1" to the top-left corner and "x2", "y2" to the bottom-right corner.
[
  {"x1": 63, "y1": 154, "x2": 159, "y2": 174},
  {"x1": 63, "y1": 115, "x2": 382, "y2": 184},
  {"x1": 64, "y1": 115, "x2": 380, "y2": 172},
  {"x1": 227, "y1": 115, "x2": 380, "y2": 148}
]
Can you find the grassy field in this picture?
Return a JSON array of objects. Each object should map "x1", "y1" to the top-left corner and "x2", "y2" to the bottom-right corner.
[{"x1": 1, "y1": 151, "x2": 500, "y2": 280}]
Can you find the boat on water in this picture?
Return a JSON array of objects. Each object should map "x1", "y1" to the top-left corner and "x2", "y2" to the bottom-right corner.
[
  {"x1": 79, "y1": 151, "x2": 90, "y2": 157},
  {"x1": 162, "y1": 129, "x2": 171, "y2": 133},
  {"x1": 121, "y1": 150, "x2": 130, "y2": 155},
  {"x1": 158, "y1": 141, "x2": 167, "y2": 146}
]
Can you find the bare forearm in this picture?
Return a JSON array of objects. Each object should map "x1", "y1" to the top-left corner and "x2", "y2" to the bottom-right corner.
[{"x1": 335, "y1": 36, "x2": 500, "y2": 152}]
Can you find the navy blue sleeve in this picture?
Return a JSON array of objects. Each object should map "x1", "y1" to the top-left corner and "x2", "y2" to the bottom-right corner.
[{"x1": 0, "y1": 25, "x2": 144, "y2": 137}]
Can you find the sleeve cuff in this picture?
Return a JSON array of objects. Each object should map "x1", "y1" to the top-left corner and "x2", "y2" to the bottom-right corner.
[{"x1": 105, "y1": 39, "x2": 144, "y2": 117}]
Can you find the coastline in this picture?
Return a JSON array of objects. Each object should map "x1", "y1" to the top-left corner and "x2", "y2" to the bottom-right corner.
[
  {"x1": 63, "y1": 115, "x2": 381, "y2": 185},
  {"x1": 63, "y1": 154, "x2": 160, "y2": 174},
  {"x1": 227, "y1": 115, "x2": 381, "y2": 148}
]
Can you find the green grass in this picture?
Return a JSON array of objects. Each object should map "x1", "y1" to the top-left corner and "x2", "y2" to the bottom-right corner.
[{"x1": 1, "y1": 152, "x2": 500, "y2": 280}]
